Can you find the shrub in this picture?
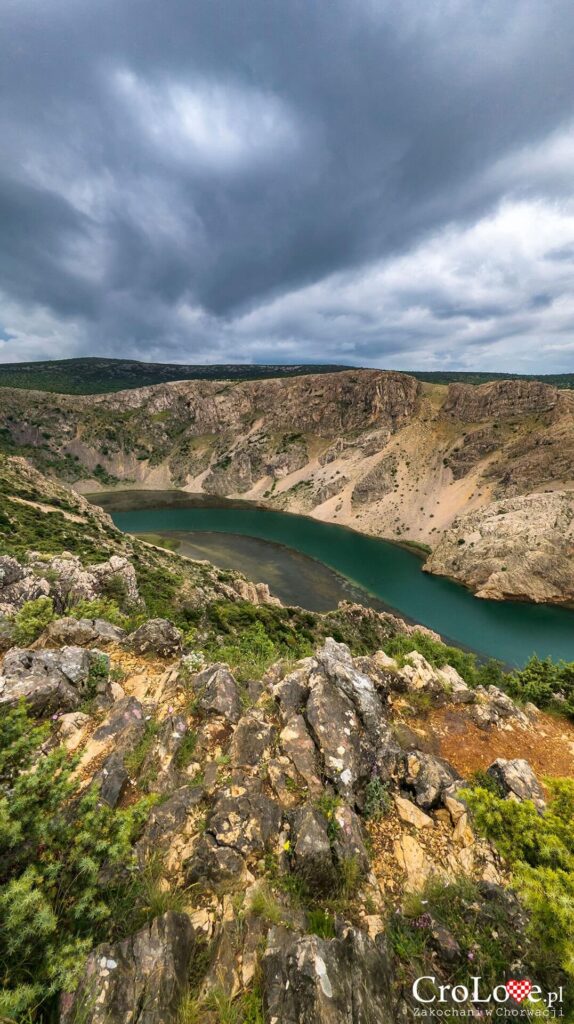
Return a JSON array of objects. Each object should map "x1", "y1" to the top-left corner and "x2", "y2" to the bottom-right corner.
[
  {"x1": 67, "y1": 597, "x2": 129, "y2": 627},
  {"x1": 506, "y1": 655, "x2": 574, "y2": 718},
  {"x1": 0, "y1": 703, "x2": 153, "y2": 1020},
  {"x1": 201, "y1": 610, "x2": 313, "y2": 680},
  {"x1": 12, "y1": 596, "x2": 55, "y2": 645},
  {"x1": 464, "y1": 777, "x2": 574, "y2": 992}
]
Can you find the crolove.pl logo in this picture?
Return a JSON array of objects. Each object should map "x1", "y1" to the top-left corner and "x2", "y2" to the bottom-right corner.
[{"x1": 412, "y1": 976, "x2": 565, "y2": 1017}]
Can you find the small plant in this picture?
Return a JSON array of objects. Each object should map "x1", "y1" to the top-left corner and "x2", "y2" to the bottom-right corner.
[
  {"x1": 249, "y1": 886, "x2": 284, "y2": 925},
  {"x1": 363, "y1": 776, "x2": 391, "y2": 820},
  {"x1": 316, "y1": 793, "x2": 341, "y2": 841},
  {"x1": 337, "y1": 855, "x2": 362, "y2": 901},
  {"x1": 174, "y1": 729, "x2": 198, "y2": 770},
  {"x1": 124, "y1": 718, "x2": 160, "y2": 778},
  {"x1": 307, "y1": 908, "x2": 336, "y2": 938},
  {"x1": 180, "y1": 650, "x2": 207, "y2": 676},
  {"x1": 12, "y1": 596, "x2": 55, "y2": 645}
]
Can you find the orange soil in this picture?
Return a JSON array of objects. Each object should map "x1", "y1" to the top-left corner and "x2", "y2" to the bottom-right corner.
[{"x1": 411, "y1": 706, "x2": 574, "y2": 781}]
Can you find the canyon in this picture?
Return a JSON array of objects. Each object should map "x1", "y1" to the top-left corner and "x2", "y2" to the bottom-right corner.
[{"x1": 1, "y1": 369, "x2": 574, "y2": 603}]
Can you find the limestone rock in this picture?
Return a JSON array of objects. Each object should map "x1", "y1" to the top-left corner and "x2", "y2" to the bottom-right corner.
[
  {"x1": 128, "y1": 618, "x2": 183, "y2": 658},
  {"x1": 92, "y1": 696, "x2": 146, "y2": 752},
  {"x1": 231, "y1": 710, "x2": 276, "y2": 767},
  {"x1": 62, "y1": 912, "x2": 195, "y2": 1024},
  {"x1": 190, "y1": 663, "x2": 242, "y2": 724},
  {"x1": 279, "y1": 714, "x2": 322, "y2": 795},
  {"x1": 425, "y1": 491, "x2": 574, "y2": 605},
  {"x1": 394, "y1": 795, "x2": 433, "y2": 829},
  {"x1": 262, "y1": 925, "x2": 395, "y2": 1024},
  {"x1": 403, "y1": 751, "x2": 461, "y2": 810},
  {"x1": 0, "y1": 645, "x2": 106, "y2": 717},
  {"x1": 487, "y1": 758, "x2": 546, "y2": 812},
  {"x1": 290, "y1": 804, "x2": 336, "y2": 892},
  {"x1": 393, "y1": 834, "x2": 434, "y2": 891},
  {"x1": 44, "y1": 617, "x2": 126, "y2": 647}
]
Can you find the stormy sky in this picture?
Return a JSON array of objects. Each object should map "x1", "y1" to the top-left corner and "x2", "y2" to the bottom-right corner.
[{"x1": 2, "y1": 1, "x2": 574, "y2": 371}]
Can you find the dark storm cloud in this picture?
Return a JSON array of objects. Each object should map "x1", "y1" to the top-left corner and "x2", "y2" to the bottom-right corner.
[{"x1": 1, "y1": 0, "x2": 574, "y2": 368}]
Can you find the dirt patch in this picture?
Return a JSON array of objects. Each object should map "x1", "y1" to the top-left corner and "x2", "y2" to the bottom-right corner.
[{"x1": 411, "y1": 706, "x2": 574, "y2": 781}]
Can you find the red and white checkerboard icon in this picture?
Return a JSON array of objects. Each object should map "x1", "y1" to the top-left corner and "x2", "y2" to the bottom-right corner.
[{"x1": 506, "y1": 979, "x2": 532, "y2": 1003}]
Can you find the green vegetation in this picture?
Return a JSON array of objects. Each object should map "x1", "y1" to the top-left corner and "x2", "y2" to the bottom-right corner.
[
  {"x1": 388, "y1": 875, "x2": 567, "y2": 1008},
  {"x1": 0, "y1": 703, "x2": 154, "y2": 1021},
  {"x1": 464, "y1": 777, "x2": 574, "y2": 997},
  {"x1": 178, "y1": 985, "x2": 265, "y2": 1024},
  {"x1": 306, "y1": 907, "x2": 336, "y2": 939},
  {"x1": 188, "y1": 601, "x2": 317, "y2": 679},
  {"x1": 1, "y1": 357, "x2": 574, "y2": 395},
  {"x1": 0, "y1": 357, "x2": 352, "y2": 395},
  {"x1": 384, "y1": 629, "x2": 506, "y2": 688},
  {"x1": 413, "y1": 369, "x2": 574, "y2": 389},
  {"x1": 505, "y1": 655, "x2": 574, "y2": 718},
  {"x1": 12, "y1": 596, "x2": 55, "y2": 645},
  {"x1": 363, "y1": 776, "x2": 391, "y2": 820},
  {"x1": 68, "y1": 596, "x2": 131, "y2": 627},
  {"x1": 173, "y1": 728, "x2": 198, "y2": 770}
]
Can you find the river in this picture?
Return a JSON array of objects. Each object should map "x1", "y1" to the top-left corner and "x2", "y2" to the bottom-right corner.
[{"x1": 92, "y1": 490, "x2": 574, "y2": 667}]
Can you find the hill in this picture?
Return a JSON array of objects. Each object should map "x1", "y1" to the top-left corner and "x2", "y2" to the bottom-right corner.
[
  {"x1": 1, "y1": 356, "x2": 574, "y2": 394},
  {"x1": 0, "y1": 357, "x2": 353, "y2": 394}
]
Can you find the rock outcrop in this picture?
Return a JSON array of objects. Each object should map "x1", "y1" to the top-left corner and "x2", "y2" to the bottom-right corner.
[
  {"x1": 424, "y1": 491, "x2": 574, "y2": 603},
  {"x1": 62, "y1": 912, "x2": 195, "y2": 1024},
  {"x1": 441, "y1": 379, "x2": 558, "y2": 422},
  {"x1": 1, "y1": 607, "x2": 562, "y2": 1024}
]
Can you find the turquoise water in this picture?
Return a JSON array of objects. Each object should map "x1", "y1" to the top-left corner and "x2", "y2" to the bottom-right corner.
[{"x1": 108, "y1": 501, "x2": 574, "y2": 667}]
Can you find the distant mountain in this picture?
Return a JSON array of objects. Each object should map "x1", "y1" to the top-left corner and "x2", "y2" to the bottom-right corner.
[{"x1": 0, "y1": 357, "x2": 354, "y2": 395}]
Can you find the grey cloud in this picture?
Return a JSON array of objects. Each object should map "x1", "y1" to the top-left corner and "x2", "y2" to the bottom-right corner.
[{"x1": 1, "y1": 1, "x2": 574, "y2": 368}]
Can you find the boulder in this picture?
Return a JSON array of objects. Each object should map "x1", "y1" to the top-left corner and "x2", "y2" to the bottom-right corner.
[
  {"x1": 62, "y1": 912, "x2": 195, "y2": 1024},
  {"x1": 0, "y1": 646, "x2": 106, "y2": 717},
  {"x1": 94, "y1": 752, "x2": 129, "y2": 808},
  {"x1": 185, "y1": 834, "x2": 246, "y2": 887},
  {"x1": 262, "y1": 925, "x2": 395, "y2": 1024},
  {"x1": 279, "y1": 714, "x2": 322, "y2": 795},
  {"x1": 487, "y1": 758, "x2": 546, "y2": 812},
  {"x1": 403, "y1": 751, "x2": 461, "y2": 810},
  {"x1": 137, "y1": 785, "x2": 204, "y2": 865},
  {"x1": 184, "y1": 775, "x2": 281, "y2": 888},
  {"x1": 190, "y1": 663, "x2": 242, "y2": 724},
  {"x1": 128, "y1": 618, "x2": 183, "y2": 658},
  {"x1": 394, "y1": 795, "x2": 433, "y2": 829},
  {"x1": 393, "y1": 834, "x2": 434, "y2": 892},
  {"x1": 44, "y1": 617, "x2": 126, "y2": 647},
  {"x1": 0, "y1": 556, "x2": 50, "y2": 614},
  {"x1": 0, "y1": 555, "x2": 26, "y2": 587}
]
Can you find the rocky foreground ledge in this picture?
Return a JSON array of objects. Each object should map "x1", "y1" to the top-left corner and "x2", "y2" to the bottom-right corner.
[{"x1": 1, "y1": 607, "x2": 564, "y2": 1022}]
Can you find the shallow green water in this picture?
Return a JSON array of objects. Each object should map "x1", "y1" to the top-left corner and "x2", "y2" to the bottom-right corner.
[{"x1": 104, "y1": 496, "x2": 574, "y2": 666}]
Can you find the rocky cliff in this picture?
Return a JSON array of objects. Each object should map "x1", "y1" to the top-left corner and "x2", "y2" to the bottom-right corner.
[
  {"x1": 424, "y1": 491, "x2": 574, "y2": 603},
  {"x1": 2, "y1": 370, "x2": 574, "y2": 602}
]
